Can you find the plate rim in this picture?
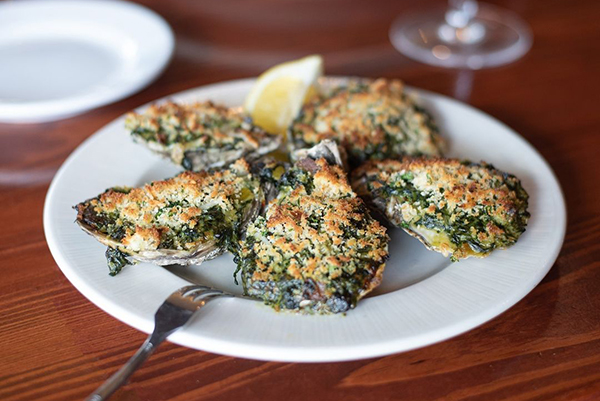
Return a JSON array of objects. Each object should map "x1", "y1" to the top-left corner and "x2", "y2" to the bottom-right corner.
[
  {"x1": 43, "y1": 78, "x2": 567, "y2": 362},
  {"x1": 0, "y1": 0, "x2": 174, "y2": 123}
]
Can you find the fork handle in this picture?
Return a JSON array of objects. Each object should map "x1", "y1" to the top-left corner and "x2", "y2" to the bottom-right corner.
[{"x1": 86, "y1": 333, "x2": 165, "y2": 401}]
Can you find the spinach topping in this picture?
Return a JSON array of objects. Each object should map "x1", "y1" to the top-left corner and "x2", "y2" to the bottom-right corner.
[
  {"x1": 105, "y1": 247, "x2": 130, "y2": 276},
  {"x1": 363, "y1": 160, "x2": 529, "y2": 259},
  {"x1": 131, "y1": 116, "x2": 241, "y2": 147},
  {"x1": 76, "y1": 163, "x2": 260, "y2": 276},
  {"x1": 238, "y1": 162, "x2": 388, "y2": 313}
]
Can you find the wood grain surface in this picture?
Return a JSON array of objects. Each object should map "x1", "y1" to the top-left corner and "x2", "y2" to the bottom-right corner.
[{"x1": 1, "y1": 0, "x2": 599, "y2": 400}]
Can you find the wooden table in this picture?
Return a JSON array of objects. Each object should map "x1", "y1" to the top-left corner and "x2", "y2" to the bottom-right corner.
[{"x1": 2, "y1": 0, "x2": 599, "y2": 400}]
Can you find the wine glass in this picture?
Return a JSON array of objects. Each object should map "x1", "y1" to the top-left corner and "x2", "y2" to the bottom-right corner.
[{"x1": 389, "y1": 0, "x2": 532, "y2": 70}]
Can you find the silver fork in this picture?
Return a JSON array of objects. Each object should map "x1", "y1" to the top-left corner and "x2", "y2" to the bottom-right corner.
[{"x1": 86, "y1": 285, "x2": 230, "y2": 401}]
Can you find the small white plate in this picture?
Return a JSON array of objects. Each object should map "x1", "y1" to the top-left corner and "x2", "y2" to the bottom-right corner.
[
  {"x1": 44, "y1": 79, "x2": 566, "y2": 362},
  {"x1": 0, "y1": 0, "x2": 174, "y2": 123}
]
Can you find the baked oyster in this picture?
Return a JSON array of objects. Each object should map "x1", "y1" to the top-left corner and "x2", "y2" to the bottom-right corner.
[
  {"x1": 351, "y1": 158, "x2": 529, "y2": 261},
  {"x1": 125, "y1": 101, "x2": 281, "y2": 171},
  {"x1": 75, "y1": 159, "x2": 263, "y2": 275},
  {"x1": 236, "y1": 142, "x2": 389, "y2": 314},
  {"x1": 289, "y1": 78, "x2": 444, "y2": 166}
]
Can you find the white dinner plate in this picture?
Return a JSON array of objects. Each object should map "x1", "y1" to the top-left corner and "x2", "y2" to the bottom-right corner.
[
  {"x1": 44, "y1": 78, "x2": 566, "y2": 362},
  {"x1": 0, "y1": 0, "x2": 174, "y2": 123}
]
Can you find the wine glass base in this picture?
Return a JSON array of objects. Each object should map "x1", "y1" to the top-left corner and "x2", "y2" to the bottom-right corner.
[{"x1": 390, "y1": 3, "x2": 532, "y2": 69}]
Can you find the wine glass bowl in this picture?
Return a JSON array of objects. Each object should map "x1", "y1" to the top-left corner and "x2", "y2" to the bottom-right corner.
[{"x1": 390, "y1": 1, "x2": 532, "y2": 69}]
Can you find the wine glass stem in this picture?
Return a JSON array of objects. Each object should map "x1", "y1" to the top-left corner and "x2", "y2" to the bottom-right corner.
[{"x1": 454, "y1": 69, "x2": 474, "y2": 102}]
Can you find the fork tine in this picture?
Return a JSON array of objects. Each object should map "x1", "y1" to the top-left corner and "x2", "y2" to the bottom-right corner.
[
  {"x1": 191, "y1": 289, "x2": 224, "y2": 301},
  {"x1": 181, "y1": 286, "x2": 223, "y2": 301},
  {"x1": 193, "y1": 293, "x2": 224, "y2": 304},
  {"x1": 184, "y1": 285, "x2": 216, "y2": 296},
  {"x1": 178, "y1": 285, "x2": 204, "y2": 296}
]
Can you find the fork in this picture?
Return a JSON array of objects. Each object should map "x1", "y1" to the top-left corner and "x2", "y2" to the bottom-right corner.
[{"x1": 86, "y1": 285, "x2": 230, "y2": 401}]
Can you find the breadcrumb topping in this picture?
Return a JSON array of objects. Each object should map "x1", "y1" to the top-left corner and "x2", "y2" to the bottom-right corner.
[
  {"x1": 239, "y1": 158, "x2": 388, "y2": 313},
  {"x1": 290, "y1": 79, "x2": 444, "y2": 165},
  {"x1": 76, "y1": 159, "x2": 260, "y2": 254},
  {"x1": 125, "y1": 101, "x2": 280, "y2": 169},
  {"x1": 352, "y1": 157, "x2": 529, "y2": 260}
]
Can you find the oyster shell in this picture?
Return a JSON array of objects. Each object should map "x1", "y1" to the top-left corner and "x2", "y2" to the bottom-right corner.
[
  {"x1": 290, "y1": 139, "x2": 348, "y2": 171},
  {"x1": 351, "y1": 157, "x2": 530, "y2": 261},
  {"x1": 125, "y1": 101, "x2": 281, "y2": 171},
  {"x1": 74, "y1": 159, "x2": 264, "y2": 275},
  {"x1": 236, "y1": 141, "x2": 389, "y2": 314}
]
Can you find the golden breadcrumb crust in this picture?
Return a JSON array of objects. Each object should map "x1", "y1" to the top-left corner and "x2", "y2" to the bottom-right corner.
[
  {"x1": 240, "y1": 158, "x2": 388, "y2": 313},
  {"x1": 125, "y1": 101, "x2": 281, "y2": 170},
  {"x1": 77, "y1": 159, "x2": 259, "y2": 253},
  {"x1": 126, "y1": 101, "x2": 261, "y2": 148},
  {"x1": 290, "y1": 79, "x2": 444, "y2": 164},
  {"x1": 352, "y1": 157, "x2": 529, "y2": 260}
]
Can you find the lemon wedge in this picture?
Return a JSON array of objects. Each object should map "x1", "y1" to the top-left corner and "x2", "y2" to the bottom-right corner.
[{"x1": 244, "y1": 55, "x2": 323, "y2": 135}]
